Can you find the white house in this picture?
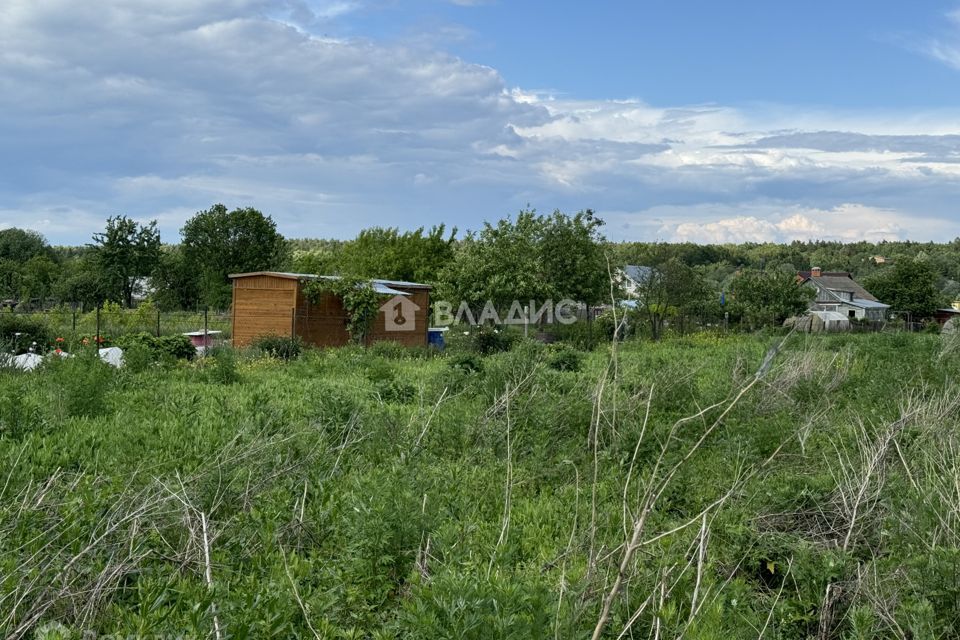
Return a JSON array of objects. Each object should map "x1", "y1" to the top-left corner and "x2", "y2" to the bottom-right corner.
[
  {"x1": 797, "y1": 268, "x2": 889, "y2": 321},
  {"x1": 619, "y1": 265, "x2": 654, "y2": 300}
]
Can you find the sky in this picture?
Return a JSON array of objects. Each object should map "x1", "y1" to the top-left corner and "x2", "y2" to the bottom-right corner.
[{"x1": 2, "y1": 1, "x2": 960, "y2": 245}]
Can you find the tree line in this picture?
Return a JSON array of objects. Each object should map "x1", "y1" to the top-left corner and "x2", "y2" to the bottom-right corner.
[{"x1": 0, "y1": 205, "x2": 950, "y2": 325}]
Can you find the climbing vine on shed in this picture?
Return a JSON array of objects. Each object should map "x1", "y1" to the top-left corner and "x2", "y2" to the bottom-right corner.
[{"x1": 302, "y1": 277, "x2": 382, "y2": 344}]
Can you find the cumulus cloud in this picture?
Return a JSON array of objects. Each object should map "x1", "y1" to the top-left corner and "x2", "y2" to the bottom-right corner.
[
  {"x1": 656, "y1": 203, "x2": 949, "y2": 244},
  {"x1": 1, "y1": 0, "x2": 960, "y2": 243}
]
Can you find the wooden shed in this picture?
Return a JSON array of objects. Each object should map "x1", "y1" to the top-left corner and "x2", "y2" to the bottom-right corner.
[{"x1": 229, "y1": 272, "x2": 431, "y2": 348}]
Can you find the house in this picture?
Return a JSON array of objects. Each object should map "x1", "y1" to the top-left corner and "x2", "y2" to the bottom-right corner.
[
  {"x1": 619, "y1": 265, "x2": 654, "y2": 299},
  {"x1": 934, "y1": 308, "x2": 960, "y2": 326},
  {"x1": 796, "y1": 267, "x2": 889, "y2": 321},
  {"x1": 229, "y1": 272, "x2": 431, "y2": 348}
]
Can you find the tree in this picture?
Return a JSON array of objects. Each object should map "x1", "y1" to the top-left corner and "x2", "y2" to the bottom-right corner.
[
  {"x1": 539, "y1": 210, "x2": 609, "y2": 305},
  {"x1": 0, "y1": 228, "x2": 56, "y2": 303},
  {"x1": 632, "y1": 258, "x2": 710, "y2": 340},
  {"x1": 336, "y1": 225, "x2": 456, "y2": 283},
  {"x1": 439, "y1": 210, "x2": 552, "y2": 315},
  {"x1": 53, "y1": 251, "x2": 110, "y2": 310},
  {"x1": 730, "y1": 269, "x2": 814, "y2": 329},
  {"x1": 438, "y1": 209, "x2": 610, "y2": 318},
  {"x1": 180, "y1": 204, "x2": 289, "y2": 309},
  {"x1": 865, "y1": 258, "x2": 943, "y2": 319},
  {"x1": 0, "y1": 228, "x2": 51, "y2": 264},
  {"x1": 91, "y1": 216, "x2": 161, "y2": 308},
  {"x1": 19, "y1": 255, "x2": 59, "y2": 308},
  {"x1": 150, "y1": 246, "x2": 201, "y2": 310}
]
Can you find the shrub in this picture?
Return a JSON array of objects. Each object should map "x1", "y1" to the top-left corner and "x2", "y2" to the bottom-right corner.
[
  {"x1": 203, "y1": 346, "x2": 240, "y2": 384},
  {"x1": 44, "y1": 351, "x2": 117, "y2": 419},
  {"x1": 251, "y1": 334, "x2": 302, "y2": 360},
  {"x1": 471, "y1": 326, "x2": 516, "y2": 354},
  {"x1": 154, "y1": 334, "x2": 197, "y2": 360},
  {"x1": 0, "y1": 314, "x2": 53, "y2": 354},
  {"x1": 547, "y1": 344, "x2": 584, "y2": 372},
  {"x1": 448, "y1": 352, "x2": 483, "y2": 374},
  {"x1": 119, "y1": 342, "x2": 155, "y2": 374},
  {"x1": 369, "y1": 340, "x2": 410, "y2": 360},
  {"x1": 115, "y1": 332, "x2": 196, "y2": 361},
  {"x1": 376, "y1": 379, "x2": 417, "y2": 404},
  {"x1": 0, "y1": 382, "x2": 44, "y2": 438}
]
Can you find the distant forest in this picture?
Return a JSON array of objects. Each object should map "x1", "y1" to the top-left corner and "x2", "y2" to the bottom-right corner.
[{"x1": 4, "y1": 204, "x2": 960, "y2": 312}]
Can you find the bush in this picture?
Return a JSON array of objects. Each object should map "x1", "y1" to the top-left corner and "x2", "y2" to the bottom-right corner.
[
  {"x1": 0, "y1": 314, "x2": 53, "y2": 354},
  {"x1": 251, "y1": 334, "x2": 303, "y2": 361},
  {"x1": 375, "y1": 379, "x2": 417, "y2": 404},
  {"x1": 203, "y1": 347, "x2": 240, "y2": 384},
  {"x1": 120, "y1": 342, "x2": 155, "y2": 374},
  {"x1": 115, "y1": 332, "x2": 196, "y2": 361},
  {"x1": 448, "y1": 352, "x2": 483, "y2": 374},
  {"x1": 44, "y1": 351, "x2": 117, "y2": 419},
  {"x1": 547, "y1": 344, "x2": 584, "y2": 372},
  {"x1": 369, "y1": 340, "x2": 411, "y2": 360},
  {"x1": 471, "y1": 326, "x2": 516, "y2": 354},
  {"x1": 154, "y1": 334, "x2": 197, "y2": 360},
  {"x1": 0, "y1": 381, "x2": 44, "y2": 438}
]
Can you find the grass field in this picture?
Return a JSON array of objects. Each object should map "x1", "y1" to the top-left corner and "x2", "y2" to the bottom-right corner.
[{"x1": 2, "y1": 331, "x2": 959, "y2": 638}]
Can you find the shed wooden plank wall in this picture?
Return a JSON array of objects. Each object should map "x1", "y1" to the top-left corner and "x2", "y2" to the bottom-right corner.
[
  {"x1": 232, "y1": 275, "x2": 430, "y2": 348},
  {"x1": 231, "y1": 275, "x2": 297, "y2": 347},
  {"x1": 294, "y1": 288, "x2": 352, "y2": 347},
  {"x1": 366, "y1": 288, "x2": 430, "y2": 347}
]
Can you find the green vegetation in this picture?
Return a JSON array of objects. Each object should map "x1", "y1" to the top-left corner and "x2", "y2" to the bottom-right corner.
[
  {"x1": 4, "y1": 210, "x2": 958, "y2": 330},
  {"x1": 303, "y1": 277, "x2": 383, "y2": 343},
  {"x1": 3, "y1": 332, "x2": 960, "y2": 638}
]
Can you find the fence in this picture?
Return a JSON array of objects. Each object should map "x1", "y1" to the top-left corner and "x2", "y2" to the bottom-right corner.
[{"x1": 1, "y1": 306, "x2": 232, "y2": 346}]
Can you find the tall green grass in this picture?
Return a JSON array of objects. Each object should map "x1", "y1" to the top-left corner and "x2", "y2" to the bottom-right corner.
[{"x1": 1, "y1": 332, "x2": 958, "y2": 638}]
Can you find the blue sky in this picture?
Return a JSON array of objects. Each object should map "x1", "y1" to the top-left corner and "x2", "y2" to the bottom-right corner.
[{"x1": 2, "y1": 0, "x2": 960, "y2": 245}]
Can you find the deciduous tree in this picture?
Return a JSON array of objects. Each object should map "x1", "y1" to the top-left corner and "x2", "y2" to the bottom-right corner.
[
  {"x1": 730, "y1": 269, "x2": 813, "y2": 329},
  {"x1": 865, "y1": 258, "x2": 943, "y2": 318},
  {"x1": 91, "y1": 216, "x2": 160, "y2": 308},
  {"x1": 180, "y1": 204, "x2": 289, "y2": 309}
]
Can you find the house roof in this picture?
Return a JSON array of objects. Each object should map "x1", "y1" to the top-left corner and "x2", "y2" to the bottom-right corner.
[
  {"x1": 623, "y1": 265, "x2": 653, "y2": 283},
  {"x1": 849, "y1": 298, "x2": 889, "y2": 309},
  {"x1": 228, "y1": 271, "x2": 431, "y2": 291},
  {"x1": 797, "y1": 271, "x2": 879, "y2": 302}
]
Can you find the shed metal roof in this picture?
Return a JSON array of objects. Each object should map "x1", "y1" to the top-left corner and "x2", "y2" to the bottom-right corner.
[
  {"x1": 228, "y1": 271, "x2": 431, "y2": 290},
  {"x1": 850, "y1": 298, "x2": 889, "y2": 309}
]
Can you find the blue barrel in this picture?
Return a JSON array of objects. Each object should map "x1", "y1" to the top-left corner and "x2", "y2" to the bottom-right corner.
[{"x1": 427, "y1": 328, "x2": 446, "y2": 350}]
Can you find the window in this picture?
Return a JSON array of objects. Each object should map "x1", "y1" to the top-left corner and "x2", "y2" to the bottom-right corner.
[{"x1": 848, "y1": 309, "x2": 856, "y2": 318}]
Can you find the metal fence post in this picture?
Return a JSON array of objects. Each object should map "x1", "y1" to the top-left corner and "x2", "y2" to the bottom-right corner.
[
  {"x1": 203, "y1": 307, "x2": 209, "y2": 355},
  {"x1": 96, "y1": 304, "x2": 101, "y2": 346},
  {"x1": 156, "y1": 308, "x2": 161, "y2": 337},
  {"x1": 72, "y1": 305, "x2": 77, "y2": 333}
]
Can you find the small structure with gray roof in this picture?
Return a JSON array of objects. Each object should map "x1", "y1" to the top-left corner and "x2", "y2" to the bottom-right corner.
[
  {"x1": 796, "y1": 268, "x2": 889, "y2": 321},
  {"x1": 228, "y1": 271, "x2": 431, "y2": 348}
]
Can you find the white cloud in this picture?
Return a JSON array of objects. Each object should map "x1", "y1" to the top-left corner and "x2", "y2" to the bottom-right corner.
[
  {"x1": 1, "y1": 1, "x2": 960, "y2": 244},
  {"x1": 654, "y1": 203, "x2": 948, "y2": 244},
  {"x1": 920, "y1": 9, "x2": 960, "y2": 71}
]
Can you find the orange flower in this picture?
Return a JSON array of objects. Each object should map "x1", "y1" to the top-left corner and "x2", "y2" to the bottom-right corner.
[{"x1": 55, "y1": 337, "x2": 64, "y2": 343}]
